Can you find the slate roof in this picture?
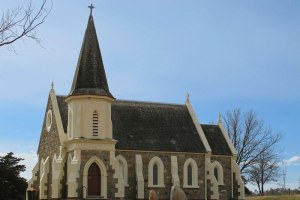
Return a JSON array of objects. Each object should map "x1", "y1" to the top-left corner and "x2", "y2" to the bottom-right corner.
[
  {"x1": 69, "y1": 15, "x2": 114, "y2": 98},
  {"x1": 111, "y1": 100, "x2": 206, "y2": 152},
  {"x1": 56, "y1": 95, "x2": 68, "y2": 132},
  {"x1": 201, "y1": 124, "x2": 232, "y2": 155},
  {"x1": 56, "y1": 96, "x2": 209, "y2": 153}
]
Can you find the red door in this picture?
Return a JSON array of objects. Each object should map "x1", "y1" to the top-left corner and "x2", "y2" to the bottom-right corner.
[{"x1": 88, "y1": 163, "x2": 101, "y2": 196}]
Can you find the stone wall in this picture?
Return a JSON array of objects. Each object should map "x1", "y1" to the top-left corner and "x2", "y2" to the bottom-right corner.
[
  {"x1": 211, "y1": 155, "x2": 232, "y2": 199},
  {"x1": 37, "y1": 96, "x2": 62, "y2": 198},
  {"x1": 116, "y1": 150, "x2": 206, "y2": 200},
  {"x1": 232, "y1": 172, "x2": 239, "y2": 199},
  {"x1": 79, "y1": 150, "x2": 118, "y2": 199}
]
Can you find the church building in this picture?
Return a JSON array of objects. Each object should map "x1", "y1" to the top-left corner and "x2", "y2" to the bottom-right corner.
[{"x1": 27, "y1": 8, "x2": 245, "y2": 200}]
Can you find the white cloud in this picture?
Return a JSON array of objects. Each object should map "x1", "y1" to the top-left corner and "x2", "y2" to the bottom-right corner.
[
  {"x1": 0, "y1": 151, "x2": 38, "y2": 180},
  {"x1": 282, "y1": 156, "x2": 300, "y2": 166}
]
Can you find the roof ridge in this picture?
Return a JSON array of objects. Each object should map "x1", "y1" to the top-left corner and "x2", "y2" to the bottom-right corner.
[{"x1": 115, "y1": 99, "x2": 184, "y2": 106}]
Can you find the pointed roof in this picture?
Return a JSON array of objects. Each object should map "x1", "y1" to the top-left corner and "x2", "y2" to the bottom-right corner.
[{"x1": 69, "y1": 15, "x2": 114, "y2": 98}]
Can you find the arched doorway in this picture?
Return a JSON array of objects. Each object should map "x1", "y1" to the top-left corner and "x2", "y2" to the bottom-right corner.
[{"x1": 88, "y1": 163, "x2": 101, "y2": 196}]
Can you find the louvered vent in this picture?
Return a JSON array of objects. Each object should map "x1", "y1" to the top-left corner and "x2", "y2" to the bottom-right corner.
[{"x1": 93, "y1": 111, "x2": 98, "y2": 136}]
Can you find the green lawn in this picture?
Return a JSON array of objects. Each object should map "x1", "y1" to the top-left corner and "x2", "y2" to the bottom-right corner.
[{"x1": 246, "y1": 195, "x2": 300, "y2": 200}]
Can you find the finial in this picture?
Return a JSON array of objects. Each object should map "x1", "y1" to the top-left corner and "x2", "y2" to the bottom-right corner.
[
  {"x1": 218, "y1": 113, "x2": 222, "y2": 124},
  {"x1": 88, "y1": 4, "x2": 95, "y2": 16},
  {"x1": 51, "y1": 81, "x2": 54, "y2": 89},
  {"x1": 185, "y1": 92, "x2": 190, "y2": 104}
]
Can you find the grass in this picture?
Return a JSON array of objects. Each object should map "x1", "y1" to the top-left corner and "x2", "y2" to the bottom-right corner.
[{"x1": 246, "y1": 195, "x2": 300, "y2": 200}]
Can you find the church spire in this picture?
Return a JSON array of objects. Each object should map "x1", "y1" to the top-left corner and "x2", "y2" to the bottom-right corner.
[{"x1": 69, "y1": 8, "x2": 114, "y2": 98}]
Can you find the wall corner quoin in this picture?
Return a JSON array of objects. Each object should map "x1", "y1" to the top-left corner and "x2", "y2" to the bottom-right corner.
[
  {"x1": 27, "y1": 158, "x2": 39, "y2": 193},
  {"x1": 67, "y1": 150, "x2": 81, "y2": 198},
  {"x1": 205, "y1": 155, "x2": 219, "y2": 200},
  {"x1": 110, "y1": 151, "x2": 125, "y2": 198},
  {"x1": 51, "y1": 149, "x2": 66, "y2": 199},
  {"x1": 231, "y1": 157, "x2": 245, "y2": 200},
  {"x1": 39, "y1": 156, "x2": 50, "y2": 200}
]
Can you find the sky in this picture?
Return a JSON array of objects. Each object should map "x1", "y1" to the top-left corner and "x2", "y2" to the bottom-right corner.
[{"x1": 0, "y1": 0, "x2": 299, "y2": 192}]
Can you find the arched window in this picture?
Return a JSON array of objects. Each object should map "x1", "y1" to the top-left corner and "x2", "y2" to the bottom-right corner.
[
  {"x1": 148, "y1": 156, "x2": 164, "y2": 187},
  {"x1": 214, "y1": 167, "x2": 218, "y2": 181},
  {"x1": 92, "y1": 111, "x2": 98, "y2": 136},
  {"x1": 153, "y1": 163, "x2": 158, "y2": 185},
  {"x1": 187, "y1": 164, "x2": 193, "y2": 186},
  {"x1": 68, "y1": 111, "x2": 73, "y2": 139},
  {"x1": 116, "y1": 155, "x2": 128, "y2": 186},
  {"x1": 212, "y1": 161, "x2": 224, "y2": 185},
  {"x1": 183, "y1": 158, "x2": 199, "y2": 188}
]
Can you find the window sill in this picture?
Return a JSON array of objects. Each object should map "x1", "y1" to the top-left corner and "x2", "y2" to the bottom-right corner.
[
  {"x1": 183, "y1": 185, "x2": 199, "y2": 189},
  {"x1": 148, "y1": 184, "x2": 165, "y2": 188}
]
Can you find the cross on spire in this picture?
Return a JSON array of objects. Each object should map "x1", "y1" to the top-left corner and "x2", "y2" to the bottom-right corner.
[{"x1": 88, "y1": 4, "x2": 95, "y2": 16}]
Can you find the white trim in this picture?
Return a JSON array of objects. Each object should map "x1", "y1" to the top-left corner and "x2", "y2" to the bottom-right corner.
[
  {"x1": 148, "y1": 156, "x2": 165, "y2": 187},
  {"x1": 50, "y1": 89, "x2": 67, "y2": 143},
  {"x1": 110, "y1": 152, "x2": 125, "y2": 198},
  {"x1": 83, "y1": 156, "x2": 108, "y2": 199},
  {"x1": 135, "y1": 154, "x2": 144, "y2": 199},
  {"x1": 39, "y1": 157, "x2": 49, "y2": 200},
  {"x1": 65, "y1": 138, "x2": 117, "y2": 152},
  {"x1": 212, "y1": 161, "x2": 224, "y2": 185},
  {"x1": 51, "y1": 153, "x2": 64, "y2": 198},
  {"x1": 27, "y1": 156, "x2": 39, "y2": 190},
  {"x1": 205, "y1": 156, "x2": 219, "y2": 199},
  {"x1": 231, "y1": 157, "x2": 245, "y2": 199},
  {"x1": 218, "y1": 121, "x2": 238, "y2": 156},
  {"x1": 46, "y1": 110, "x2": 52, "y2": 132},
  {"x1": 185, "y1": 98, "x2": 212, "y2": 153},
  {"x1": 183, "y1": 158, "x2": 199, "y2": 188},
  {"x1": 171, "y1": 156, "x2": 180, "y2": 186},
  {"x1": 68, "y1": 110, "x2": 73, "y2": 139},
  {"x1": 116, "y1": 154, "x2": 129, "y2": 186},
  {"x1": 67, "y1": 150, "x2": 81, "y2": 198}
]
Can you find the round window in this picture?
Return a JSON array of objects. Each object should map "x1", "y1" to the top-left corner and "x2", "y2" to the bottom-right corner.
[{"x1": 46, "y1": 110, "x2": 52, "y2": 132}]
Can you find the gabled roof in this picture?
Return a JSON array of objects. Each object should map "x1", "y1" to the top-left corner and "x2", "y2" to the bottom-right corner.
[
  {"x1": 56, "y1": 96, "x2": 208, "y2": 153},
  {"x1": 56, "y1": 95, "x2": 68, "y2": 132},
  {"x1": 201, "y1": 124, "x2": 232, "y2": 156},
  {"x1": 69, "y1": 15, "x2": 114, "y2": 98},
  {"x1": 55, "y1": 95, "x2": 233, "y2": 155},
  {"x1": 112, "y1": 100, "x2": 207, "y2": 152}
]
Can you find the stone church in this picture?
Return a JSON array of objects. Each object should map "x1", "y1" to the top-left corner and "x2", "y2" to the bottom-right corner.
[{"x1": 27, "y1": 9, "x2": 245, "y2": 200}]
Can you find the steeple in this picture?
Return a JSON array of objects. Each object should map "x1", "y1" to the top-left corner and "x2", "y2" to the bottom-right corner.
[{"x1": 69, "y1": 10, "x2": 114, "y2": 98}]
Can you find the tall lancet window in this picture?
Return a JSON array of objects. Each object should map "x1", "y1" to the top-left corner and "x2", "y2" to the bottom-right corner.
[
  {"x1": 187, "y1": 164, "x2": 193, "y2": 186},
  {"x1": 153, "y1": 163, "x2": 158, "y2": 185},
  {"x1": 93, "y1": 111, "x2": 99, "y2": 136}
]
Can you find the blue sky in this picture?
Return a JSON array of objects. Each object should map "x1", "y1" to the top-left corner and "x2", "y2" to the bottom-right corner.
[{"x1": 0, "y1": 0, "x2": 299, "y2": 191}]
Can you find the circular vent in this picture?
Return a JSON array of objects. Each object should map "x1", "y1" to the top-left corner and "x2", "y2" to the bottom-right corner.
[{"x1": 46, "y1": 110, "x2": 53, "y2": 132}]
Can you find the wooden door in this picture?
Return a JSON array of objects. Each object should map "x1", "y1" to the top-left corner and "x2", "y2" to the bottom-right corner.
[{"x1": 88, "y1": 163, "x2": 101, "y2": 196}]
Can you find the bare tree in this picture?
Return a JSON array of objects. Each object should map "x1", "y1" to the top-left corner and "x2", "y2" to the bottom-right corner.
[
  {"x1": 247, "y1": 149, "x2": 280, "y2": 195},
  {"x1": 278, "y1": 167, "x2": 287, "y2": 192},
  {"x1": 0, "y1": 0, "x2": 52, "y2": 49},
  {"x1": 223, "y1": 109, "x2": 281, "y2": 177}
]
